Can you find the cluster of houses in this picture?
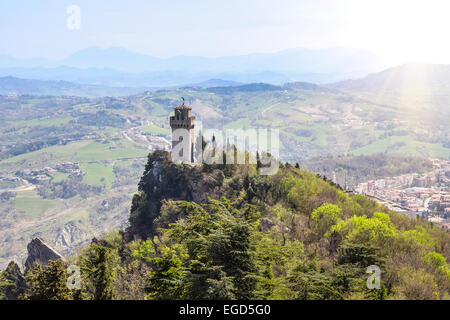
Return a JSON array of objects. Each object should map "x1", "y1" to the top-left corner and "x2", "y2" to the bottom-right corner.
[
  {"x1": 16, "y1": 162, "x2": 82, "y2": 182},
  {"x1": 355, "y1": 158, "x2": 450, "y2": 230}
]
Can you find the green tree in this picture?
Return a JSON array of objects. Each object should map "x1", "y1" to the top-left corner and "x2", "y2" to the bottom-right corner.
[
  {"x1": 365, "y1": 282, "x2": 388, "y2": 300},
  {"x1": 24, "y1": 259, "x2": 73, "y2": 300},
  {"x1": 0, "y1": 272, "x2": 11, "y2": 300},
  {"x1": 329, "y1": 212, "x2": 396, "y2": 247},
  {"x1": 331, "y1": 263, "x2": 363, "y2": 295},
  {"x1": 79, "y1": 243, "x2": 118, "y2": 300},
  {"x1": 287, "y1": 266, "x2": 343, "y2": 300},
  {"x1": 132, "y1": 239, "x2": 186, "y2": 300},
  {"x1": 165, "y1": 199, "x2": 259, "y2": 299},
  {"x1": 311, "y1": 203, "x2": 342, "y2": 237},
  {"x1": 392, "y1": 267, "x2": 440, "y2": 300},
  {"x1": 0, "y1": 261, "x2": 26, "y2": 300},
  {"x1": 337, "y1": 243, "x2": 385, "y2": 268},
  {"x1": 207, "y1": 213, "x2": 258, "y2": 299}
]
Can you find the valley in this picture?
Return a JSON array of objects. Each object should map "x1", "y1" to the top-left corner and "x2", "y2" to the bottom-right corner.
[{"x1": 0, "y1": 66, "x2": 450, "y2": 268}]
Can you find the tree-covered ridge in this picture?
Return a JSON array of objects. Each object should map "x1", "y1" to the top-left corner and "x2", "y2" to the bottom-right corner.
[{"x1": 1, "y1": 150, "x2": 449, "y2": 300}]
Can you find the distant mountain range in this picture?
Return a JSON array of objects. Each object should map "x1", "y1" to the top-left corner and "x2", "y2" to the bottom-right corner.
[
  {"x1": 0, "y1": 76, "x2": 243, "y2": 97},
  {"x1": 0, "y1": 47, "x2": 387, "y2": 86},
  {"x1": 4, "y1": 62, "x2": 450, "y2": 100},
  {"x1": 330, "y1": 62, "x2": 450, "y2": 92},
  {"x1": 0, "y1": 76, "x2": 147, "y2": 97},
  {"x1": 189, "y1": 79, "x2": 243, "y2": 88}
]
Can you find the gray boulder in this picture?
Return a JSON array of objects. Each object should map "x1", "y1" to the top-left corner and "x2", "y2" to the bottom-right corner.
[{"x1": 24, "y1": 238, "x2": 65, "y2": 270}]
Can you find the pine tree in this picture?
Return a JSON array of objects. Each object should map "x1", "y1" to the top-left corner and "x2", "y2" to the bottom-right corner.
[
  {"x1": 0, "y1": 272, "x2": 11, "y2": 300},
  {"x1": 145, "y1": 245, "x2": 185, "y2": 300},
  {"x1": 24, "y1": 259, "x2": 73, "y2": 300},
  {"x1": 80, "y1": 243, "x2": 117, "y2": 300},
  {"x1": 0, "y1": 261, "x2": 26, "y2": 300},
  {"x1": 200, "y1": 201, "x2": 258, "y2": 299},
  {"x1": 365, "y1": 282, "x2": 388, "y2": 300}
]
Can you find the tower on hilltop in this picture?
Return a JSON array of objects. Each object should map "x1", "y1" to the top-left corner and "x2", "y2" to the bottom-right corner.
[{"x1": 169, "y1": 99, "x2": 195, "y2": 162}]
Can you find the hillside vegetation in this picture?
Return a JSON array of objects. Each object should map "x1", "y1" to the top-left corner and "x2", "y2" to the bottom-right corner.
[
  {"x1": 1, "y1": 76, "x2": 449, "y2": 268},
  {"x1": 2, "y1": 151, "x2": 449, "y2": 300}
]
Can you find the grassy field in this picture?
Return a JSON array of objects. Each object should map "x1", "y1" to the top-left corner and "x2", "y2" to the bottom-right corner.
[
  {"x1": 0, "y1": 180, "x2": 23, "y2": 189},
  {"x1": 73, "y1": 141, "x2": 148, "y2": 162},
  {"x1": 51, "y1": 172, "x2": 69, "y2": 183},
  {"x1": 0, "y1": 141, "x2": 91, "y2": 168},
  {"x1": 81, "y1": 163, "x2": 115, "y2": 188},
  {"x1": 0, "y1": 139, "x2": 148, "y2": 174},
  {"x1": 223, "y1": 118, "x2": 252, "y2": 130},
  {"x1": 8, "y1": 116, "x2": 75, "y2": 127},
  {"x1": 14, "y1": 191, "x2": 56, "y2": 220},
  {"x1": 353, "y1": 136, "x2": 450, "y2": 158},
  {"x1": 141, "y1": 124, "x2": 171, "y2": 135}
]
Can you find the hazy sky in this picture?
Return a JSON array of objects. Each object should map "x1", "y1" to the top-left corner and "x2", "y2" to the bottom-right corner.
[{"x1": 1, "y1": 0, "x2": 450, "y2": 64}]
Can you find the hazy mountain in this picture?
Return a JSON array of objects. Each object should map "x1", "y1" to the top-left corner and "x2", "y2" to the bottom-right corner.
[
  {"x1": 329, "y1": 63, "x2": 450, "y2": 118},
  {"x1": 0, "y1": 66, "x2": 129, "y2": 85},
  {"x1": 0, "y1": 66, "x2": 358, "y2": 87},
  {"x1": 330, "y1": 62, "x2": 450, "y2": 92},
  {"x1": 0, "y1": 47, "x2": 386, "y2": 86},
  {"x1": 0, "y1": 54, "x2": 49, "y2": 68},
  {"x1": 58, "y1": 46, "x2": 384, "y2": 75},
  {"x1": 0, "y1": 76, "x2": 147, "y2": 97},
  {"x1": 0, "y1": 66, "x2": 267, "y2": 87},
  {"x1": 61, "y1": 47, "x2": 160, "y2": 72},
  {"x1": 187, "y1": 79, "x2": 244, "y2": 88}
]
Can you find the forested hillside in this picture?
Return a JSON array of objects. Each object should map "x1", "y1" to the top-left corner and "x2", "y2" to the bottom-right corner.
[
  {"x1": 3, "y1": 80, "x2": 449, "y2": 269},
  {"x1": 1, "y1": 150, "x2": 449, "y2": 300}
]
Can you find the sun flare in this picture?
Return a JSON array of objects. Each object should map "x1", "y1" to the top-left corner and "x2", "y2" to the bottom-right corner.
[{"x1": 341, "y1": 0, "x2": 450, "y2": 65}]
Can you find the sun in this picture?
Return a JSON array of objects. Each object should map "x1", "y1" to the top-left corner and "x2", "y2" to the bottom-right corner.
[{"x1": 340, "y1": 0, "x2": 450, "y2": 65}]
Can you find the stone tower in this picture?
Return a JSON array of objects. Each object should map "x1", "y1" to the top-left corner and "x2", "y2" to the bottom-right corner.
[{"x1": 170, "y1": 102, "x2": 195, "y2": 162}]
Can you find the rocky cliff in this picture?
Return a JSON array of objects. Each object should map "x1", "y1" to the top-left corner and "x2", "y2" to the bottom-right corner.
[
  {"x1": 125, "y1": 150, "x2": 235, "y2": 240},
  {"x1": 24, "y1": 238, "x2": 65, "y2": 270}
]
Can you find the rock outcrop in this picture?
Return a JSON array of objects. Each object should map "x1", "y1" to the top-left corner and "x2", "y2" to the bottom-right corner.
[
  {"x1": 24, "y1": 238, "x2": 65, "y2": 270},
  {"x1": 126, "y1": 150, "x2": 228, "y2": 241},
  {"x1": 54, "y1": 221, "x2": 90, "y2": 256}
]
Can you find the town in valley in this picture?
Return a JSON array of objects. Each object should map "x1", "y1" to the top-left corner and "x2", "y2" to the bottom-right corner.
[{"x1": 355, "y1": 158, "x2": 450, "y2": 230}]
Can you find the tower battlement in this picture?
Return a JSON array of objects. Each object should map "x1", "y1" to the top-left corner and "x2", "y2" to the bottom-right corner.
[{"x1": 169, "y1": 104, "x2": 196, "y2": 128}]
